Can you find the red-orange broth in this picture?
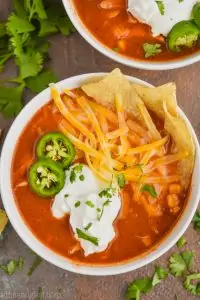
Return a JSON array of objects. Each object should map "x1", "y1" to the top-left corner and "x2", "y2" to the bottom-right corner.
[
  {"x1": 12, "y1": 95, "x2": 188, "y2": 265},
  {"x1": 72, "y1": 0, "x2": 200, "y2": 62}
]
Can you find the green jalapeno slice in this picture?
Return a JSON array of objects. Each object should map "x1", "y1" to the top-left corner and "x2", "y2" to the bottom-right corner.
[
  {"x1": 28, "y1": 158, "x2": 65, "y2": 197},
  {"x1": 192, "y1": 3, "x2": 200, "y2": 28},
  {"x1": 36, "y1": 132, "x2": 75, "y2": 169},
  {"x1": 167, "y1": 20, "x2": 200, "y2": 52}
]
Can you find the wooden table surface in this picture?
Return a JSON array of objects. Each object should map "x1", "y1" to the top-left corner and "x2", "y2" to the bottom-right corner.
[{"x1": 0, "y1": 1, "x2": 200, "y2": 299}]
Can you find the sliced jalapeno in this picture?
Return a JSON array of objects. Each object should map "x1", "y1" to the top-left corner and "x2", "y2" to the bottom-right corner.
[
  {"x1": 192, "y1": 3, "x2": 200, "y2": 28},
  {"x1": 28, "y1": 158, "x2": 65, "y2": 197},
  {"x1": 36, "y1": 132, "x2": 75, "y2": 169},
  {"x1": 167, "y1": 20, "x2": 200, "y2": 52}
]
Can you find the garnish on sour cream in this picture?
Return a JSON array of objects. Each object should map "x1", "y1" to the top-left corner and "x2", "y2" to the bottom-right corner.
[
  {"x1": 51, "y1": 164, "x2": 121, "y2": 256},
  {"x1": 128, "y1": 0, "x2": 197, "y2": 36}
]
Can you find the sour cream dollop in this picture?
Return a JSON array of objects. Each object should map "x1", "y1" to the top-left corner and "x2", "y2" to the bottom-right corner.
[
  {"x1": 128, "y1": 0, "x2": 197, "y2": 36},
  {"x1": 51, "y1": 164, "x2": 121, "y2": 256}
]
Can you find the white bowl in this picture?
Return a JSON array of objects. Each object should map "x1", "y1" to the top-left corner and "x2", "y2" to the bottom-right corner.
[
  {"x1": 1, "y1": 73, "x2": 200, "y2": 276},
  {"x1": 62, "y1": 0, "x2": 200, "y2": 70}
]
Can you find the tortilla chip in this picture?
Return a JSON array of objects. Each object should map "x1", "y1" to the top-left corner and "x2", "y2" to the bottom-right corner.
[
  {"x1": 82, "y1": 69, "x2": 161, "y2": 141},
  {"x1": 163, "y1": 102, "x2": 195, "y2": 189},
  {"x1": 133, "y1": 82, "x2": 178, "y2": 119},
  {"x1": 133, "y1": 82, "x2": 195, "y2": 190},
  {"x1": 82, "y1": 69, "x2": 195, "y2": 190}
]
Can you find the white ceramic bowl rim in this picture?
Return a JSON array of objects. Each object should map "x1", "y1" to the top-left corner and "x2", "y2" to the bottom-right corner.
[
  {"x1": 62, "y1": 0, "x2": 200, "y2": 70},
  {"x1": 1, "y1": 73, "x2": 200, "y2": 276}
]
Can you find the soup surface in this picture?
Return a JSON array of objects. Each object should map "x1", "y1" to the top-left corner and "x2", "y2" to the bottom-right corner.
[
  {"x1": 12, "y1": 91, "x2": 187, "y2": 265},
  {"x1": 72, "y1": 0, "x2": 200, "y2": 61}
]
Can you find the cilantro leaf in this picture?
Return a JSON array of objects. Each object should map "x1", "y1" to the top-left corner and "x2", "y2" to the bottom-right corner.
[
  {"x1": 84, "y1": 223, "x2": 92, "y2": 231},
  {"x1": 141, "y1": 184, "x2": 157, "y2": 197},
  {"x1": 25, "y1": 69, "x2": 57, "y2": 93},
  {"x1": 14, "y1": 0, "x2": 27, "y2": 18},
  {"x1": 70, "y1": 164, "x2": 83, "y2": 183},
  {"x1": 126, "y1": 278, "x2": 152, "y2": 299},
  {"x1": 6, "y1": 14, "x2": 35, "y2": 34},
  {"x1": 17, "y1": 256, "x2": 24, "y2": 271},
  {"x1": 97, "y1": 199, "x2": 112, "y2": 221},
  {"x1": 193, "y1": 210, "x2": 200, "y2": 231},
  {"x1": 24, "y1": 0, "x2": 47, "y2": 21},
  {"x1": 184, "y1": 273, "x2": 200, "y2": 296},
  {"x1": 75, "y1": 201, "x2": 81, "y2": 208},
  {"x1": 177, "y1": 236, "x2": 186, "y2": 248},
  {"x1": 0, "y1": 83, "x2": 24, "y2": 118},
  {"x1": 76, "y1": 228, "x2": 99, "y2": 246},
  {"x1": 85, "y1": 200, "x2": 95, "y2": 208},
  {"x1": 156, "y1": 1, "x2": 165, "y2": 15},
  {"x1": 117, "y1": 173, "x2": 126, "y2": 188},
  {"x1": 0, "y1": 260, "x2": 17, "y2": 275},
  {"x1": 38, "y1": 20, "x2": 58, "y2": 37},
  {"x1": 16, "y1": 50, "x2": 43, "y2": 80},
  {"x1": 152, "y1": 266, "x2": 168, "y2": 287},
  {"x1": 143, "y1": 43, "x2": 162, "y2": 58},
  {"x1": 27, "y1": 254, "x2": 42, "y2": 276},
  {"x1": 38, "y1": 3, "x2": 75, "y2": 37},
  {"x1": 169, "y1": 251, "x2": 193, "y2": 277}
]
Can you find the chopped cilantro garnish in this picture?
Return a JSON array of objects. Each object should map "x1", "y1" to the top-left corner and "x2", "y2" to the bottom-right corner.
[
  {"x1": 169, "y1": 251, "x2": 193, "y2": 277},
  {"x1": 0, "y1": 256, "x2": 24, "y2": 275},
  {"x1": 155, "y1": 1, "x2": 165, "y2": 15},
  {"x1": 184, "y1": 273, "x2": 200, "y2": 296},
  {"x1": 64, "y1": 194, "x2": 69, "y2": 198},
  {"x1": 96, "y1": 208, "x2": 101, "y2": 213},
  {"x1": 117, "y1": 173, "x2": 126, "y2": 189},
  {"x1": 143, "y1": 43, "x2": 162, "y2": 58},
  {"x1": 85, "y1": 200, "x2": 94, "y2": 208},
  {"x1": 177, "y1": 236, "x2": 186, "y2": 248},
  {"x1": 126, "y1": 277, "x2": 153, "y2": 299},
  {"x1": 79, "y1": 174, "x2": 85, "y2": 181},
  {"x1": 70, "y1": 164, "x2": 83, "y2": 183},
  {"x1": 76, "y1": 228, "x2": 98, "y2": 246},
  {"x1": 141, "y1": 184, "x2": 157, "y2": 198},
  {"x1": 192, "y1": 210, "x2": 200, "y2": 231},
  {"x1": 75, "y1": 201, "x2": 81, "y2": 208},
  {"x1": 152, "y1": 266, "x2": 168, "y2": 287},
  {"x1": 97, "y1": 200, "x2": 111, "y2": 221},
  {"x1": 27, "y1": 254, "x2": 42, "y2": 276},
  {"x1": 84, "y1": 223, "x2": 92, "y2": 231},
  {"x1": 0, "y1": 260, "x2": 17, "y2": 275},
  {"x1": 17, "y1": 256, "x2": 24, "y2": 271},
  {"x1": 98, "y1": 187, "x2": 116, "y2": 198}
]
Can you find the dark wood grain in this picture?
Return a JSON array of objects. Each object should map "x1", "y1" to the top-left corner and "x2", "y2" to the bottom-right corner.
[{"x1": 0, "y1": 1, "x2": 200, "y2": 299}]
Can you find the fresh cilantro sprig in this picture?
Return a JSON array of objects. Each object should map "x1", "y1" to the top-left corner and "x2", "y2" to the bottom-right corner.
[
  {"x1": 140, "y1": 184, "x2": 157, "y2": 198},
  {"x1": 0, "y1": 256, "x2": 24, "y2": 275},
  {"x1": 142, "y1": 43, "x2": 162, "y2": 58},
  {"x1": 0, "y1": 0, "x2": 75, "y2": 118},
  {"x1": 169, "y1": 251, "x2": 193, "y2": 277},
  {"x1": 184, "y1": 273, "x2": 200, "y2": 296},
  {"x1": 76, "y1": 228, "x2": 99, "y2": 246},
  {"x1": 177, "y1": 236, "x2": 186, "y2": 249},
  {"x1": 192, "y1": 210, "x2": 200, "y2": 231},
  {"x1": 126, "y1": 265, "x2": 168, "y2": 299}
]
